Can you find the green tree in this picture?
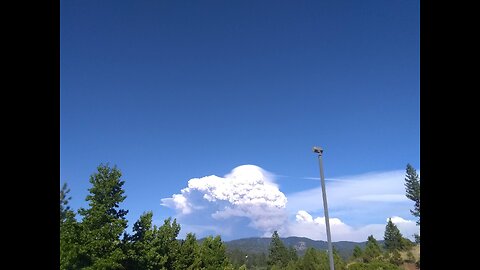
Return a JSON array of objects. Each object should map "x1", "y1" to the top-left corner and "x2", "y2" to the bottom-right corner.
[
  {"x1": 152, "y1": 217, "x2": 182, "y2": 269},
  {"x1": 405, "y1": 164, "x2": 420, "y2": 225},
  {"x1": 175, "y1": 233, "x2": 199, "y2": 270},
  {"x1": 363, "y1": 235, "x2": 382, "y2": 263},
  {"x1": 122, "y1": 214, "x2": 181, "y2": 270},
  {"x1": 300, "y1": 247, "x2": 328, "y2": 270},
  {"x1": 384, "y1": 219, "x2": 404, "y2": 252},
  {"x1": 347, "y1": 261, "x2": 401, "y2": 270},
  {"x1": 122, "y1": 211, "x2": 167, "y2": 270},
  {"x1": 299, "y1": 247, "x2": 318, "y2": 269},
  {"x1": 195, "y1": 235, "x2": 231, "y2": 270},
  {"x1": 388, "y1": 250, "x2": 403, "y2": 266},
  {"x1": 352, "y1": 245, "x2": 363, "y2": 261},
  {"x1": 60, "y1": 183, "x2": 72, "y2": 223},
  {"x1": 251, "y1": 252, "x2": 267, "y2": 269},
  {"x1": 78, "y1": 164, "x2": 129, "y2": 270},
  {"x1": 60, "y1": 183, "x2": 87, "y2": 270},
  {"x1": 333, "y1": 247, "x2": 346, "y2": 270},
  {"x1": 267, "y1": 231, "x2": 289, "y2": 269},
  {"x1": 288, "y1": 246, "x2": 298, "y2": 262},
  {"x1": 285, "y1": 260, "x2": 299, "y2": 270}
]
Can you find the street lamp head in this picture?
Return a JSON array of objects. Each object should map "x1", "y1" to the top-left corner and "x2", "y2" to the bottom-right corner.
[{"x1": 313, "y1": 146, "x2": 323, "y2": 154}]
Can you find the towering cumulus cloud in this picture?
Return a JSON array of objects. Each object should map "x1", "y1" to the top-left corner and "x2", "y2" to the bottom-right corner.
[{"x1": 161, "y1": 165, "x2": 288, "y2": 237}]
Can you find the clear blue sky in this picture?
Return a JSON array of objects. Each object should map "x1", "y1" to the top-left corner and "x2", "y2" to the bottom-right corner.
[{"x1": 60, "y1": 0, "x2": 419, "y2": 241}]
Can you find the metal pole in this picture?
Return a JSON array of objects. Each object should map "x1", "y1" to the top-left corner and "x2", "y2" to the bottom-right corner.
[{"x1": 314, "y1": 146, "x2": 335, "y2": 270}]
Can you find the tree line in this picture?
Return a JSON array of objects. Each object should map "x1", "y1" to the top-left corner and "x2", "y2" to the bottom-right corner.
[{"x1": 61, "y1": 163, "x2": 420, "y2": 269}]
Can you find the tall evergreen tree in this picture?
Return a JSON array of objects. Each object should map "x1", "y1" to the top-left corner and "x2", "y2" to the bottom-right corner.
[
  {"x1": 175, "y1": 233, "x2": 199, "y2": 270},
  {"x1": 288, "y1": 246, "x2": 298, "y2": 262},
  {"x1": 352, "y1": 245, "x2": 363, "y2": 261},
  {"x1": 60, "y1": 183, "x2": 87, "y2": 270},
  {"x1": 300, "y1": 247, "x2": 328, "y2": 270},
  {"x1": 333, "y1": 247, "x2": 347, "y2": 270},
  {"x1": 152, "y1": 217, "x2": 181, "y2": 269},
  {"x1": 363, "y1": 235, "x2": 382, "y2": 263},
  {"x1": 194, "y1": 235, "x2": 231, "y2": 270},
  {"x1": 267, "y1": 231, "x2": 289, "y2": 269},
  {"x1": 384, "y1": 219, "x2": 404, "y2": 252},
  {"x1": 60, "y1": 183, "x2": 72, "y2": 223},
  {"x1": 122, "y1": 211, "x2": 166, "y2": 270},
  {"x1": 405, "y1": 164, "x2": 420, "y2": 225},
  {"x1": 78, "y1": 164, "x2": 129, "y2": 270}
]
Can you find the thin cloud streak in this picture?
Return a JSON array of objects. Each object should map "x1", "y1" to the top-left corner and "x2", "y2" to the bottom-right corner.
[{"x1": 286, "y1": 170, "x2": 413, "y2": 225}]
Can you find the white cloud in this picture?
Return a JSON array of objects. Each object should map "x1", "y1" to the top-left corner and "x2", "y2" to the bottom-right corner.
[
  {"x1": 161, "y1": 166, "x2": 420, "y2": 242},
  {"x1": 286, "y1": 210, "x2": 419, "y2": 242},
  {"x1": 286, "y1": 170, "x2": 413, "y2": 225},
  {"x1": 161, "y1": 165, "x2": 288, "y2": 237}
]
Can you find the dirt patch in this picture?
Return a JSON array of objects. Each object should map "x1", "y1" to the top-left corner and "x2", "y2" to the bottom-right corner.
[{"x1": 402, "y1": 262, "x2": 418, "y2": 270}]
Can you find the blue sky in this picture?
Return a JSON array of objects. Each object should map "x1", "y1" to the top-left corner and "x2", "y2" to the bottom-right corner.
[{"x1": 60, "y1": 0, "x2": 419, "y2": 242}]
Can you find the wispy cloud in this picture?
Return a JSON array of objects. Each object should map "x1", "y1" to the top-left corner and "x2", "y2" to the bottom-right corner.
[
  {"x1": 284, "y1": 210, "x2": 418, "y2": 242},
  {"x1": 286, "y1": 170, "x2": 412, "y2": 224},
  {"x1": 300, "y1": 177, "x2": 351, "y2": 182}
]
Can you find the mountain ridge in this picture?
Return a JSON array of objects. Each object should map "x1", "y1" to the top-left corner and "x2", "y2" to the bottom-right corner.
[{"x1": 224, "y1": 236, "x2": 384, "y2": 260}]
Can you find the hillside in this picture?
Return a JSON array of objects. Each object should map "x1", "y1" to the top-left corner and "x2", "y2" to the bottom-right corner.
[{"x1": 224, "y1": 236, "x2": 380, "y2": 260}]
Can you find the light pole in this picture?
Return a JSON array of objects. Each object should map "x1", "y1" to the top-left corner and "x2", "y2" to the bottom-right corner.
[{"x1": 313, "y1": 146, "x2": 335, "y2": 270}]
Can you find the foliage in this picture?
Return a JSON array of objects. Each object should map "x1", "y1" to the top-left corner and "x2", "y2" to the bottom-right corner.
[
  {"x1": 384, "y1": 219, "x2": 404, "y2": 252},
  {"x1": 414, "y1": 233, "x2": 420, "y2": 244},
  {"x1": 405, "y1": 163, "x2": 421, "y2": 268},
  {"x1": 362, "y1": 235, "x2": 382, "y2": 263},
  {"x1": 267, "y1": 231, "x2": 290, "y2": 269},
  {"x1": 347, "y1": 261, "x2": 401, "y2": 270},
  {"x1": 301, "y1": 247, "x2": 327, "y2": 269},
  {"x1": 77, "y1": 164, "x2": 129, "y2": 269},
  {"x1": 388, "y1": 250, "x2": 402, "y2": 266},
  {"x1": 352, "y1": 245, "x2": 363, "y2": 261},
  {"x1": 175, "y1": 233, "x2": 199, "y2": 270},
  {"x1": 405, "y1": 250, "x2": 415, "y2": 263},
  {"x1": 60, "y1": 183, "x2": 87, "y2": 270},
  {"x1": 60, "y1": 183, "x2": 72, "y2": 223},
  {"x1": 333, "y1": 247, "x2": 347, "y2": 270},
  {"x1": 405, "y1": 164, "x2": 420, "y2": 225},
  {"x1": 195, "y1": 235, "x2": 232, "y2": 270}
]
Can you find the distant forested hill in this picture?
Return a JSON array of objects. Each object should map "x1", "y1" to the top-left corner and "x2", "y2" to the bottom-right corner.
[{"x1": 224, "y1": 236, "x2": 383, "y2": 260}]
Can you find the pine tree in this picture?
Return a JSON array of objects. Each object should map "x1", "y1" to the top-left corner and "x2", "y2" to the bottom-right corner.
[
  {"x1": 363, "y1": 235, "x2": 382, "y2": 263},
  {"x1": 384, "y1": 218, "x2": 405, "y2": 252},
  {"x1": 352, "y1": 245, "x2": 363, "y2": 261},
  {"x1": 175, "y1": 233, "x2": 199, "y2": 270},
  {"x1": 60, "y1": 183, "x2": 72, "y2": 223},
  {"x1": 60, "y1": 183, "x2": 86, "y2": 270},
  {"x1": 288, "y1": 246, "x2": 298, "y2": 262},
  {"x1": 267, "y1": 231, "x2": 289, "y2": 268},
  {"x1": 405, "y1": 164, "x2": 420, "y2": 225},
  {"x1": 151, "y1": 217, "x2": 181, "y2": 269},
  {"x1": 78, "y1": 164, "x2": 129, "y2": 270},
  {"x1": 300, "y1": 247, "x2": 329, "y2": 270},
  {"x1": 122, "y1": 211, "x2": 167, "y2": 270},
  {"x1": 195, "y1": 235, "x2": 231, "y2": 270},
  {"x1": 330, "y1": 246, "x2": 346, "y2": 270}
]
